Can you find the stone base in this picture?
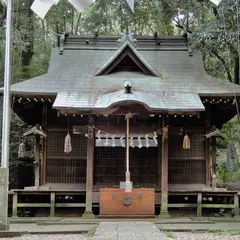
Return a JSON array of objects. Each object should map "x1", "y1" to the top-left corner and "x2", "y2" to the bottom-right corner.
[
  {"x1": 82, "y1": 211, "x2": 95, "y2": 219},
  {"x1": 158, "y1": 211, "x2": 171, "y2": 219},
  {"x1": 0, "y1": 168, "x2": 9, "y2": 230}
]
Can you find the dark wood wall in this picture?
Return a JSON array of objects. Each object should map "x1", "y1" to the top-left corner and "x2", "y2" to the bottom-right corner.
[{"x1": 44, "y1": 128, "x2": 206, "y2": 186}]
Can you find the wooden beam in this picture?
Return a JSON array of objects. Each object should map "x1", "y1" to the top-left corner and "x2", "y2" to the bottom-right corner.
[
  {"x1": 168, "y1": 204, "x2": 197, "y2": 208},
  {"x1": 82, "y1": 120, "x2": 95, "y2": 218},
  {"x1": 201, "y1": 204, "x2": 235, "y2": 209}
]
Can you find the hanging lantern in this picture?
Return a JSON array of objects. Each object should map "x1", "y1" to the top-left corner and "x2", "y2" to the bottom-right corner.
[
  {"x1": 120, "y1": 136, "x2": 125, "y2": 147},
  {"x1": 96, "y1": 130, "x2": 101, "y2": 144},
  {"x1": 145, "y1": 134, "x2": 150, "y2": 148},
  {"x1": 183, "y1": 135, "x2": 190, "y2": 149},
  {"x1": 130, "y1": 136, "x2": 134, "y2": 148},
  {"x1": 153, "y1": 132, "x2": 158, "y2": 145},
  {"x1": 104, "y1": 133, "x2": 109, "y2": 146},
  {"x1": 18, "y1": 142, "x2": 27, "y2": 158},
  {"x1": 112, "y1": 135, "x2": 116, "y2": 147},
  {"x1": 138, "y1": 136, "x2": 143, "y2": 148},
  {"x1": 64, "y1": 132, "x2": 72, "y2": 153}
]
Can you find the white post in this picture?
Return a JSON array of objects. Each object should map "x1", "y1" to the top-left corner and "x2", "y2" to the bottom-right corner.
[
  {"x1": 125, "y1": 113, "x2": 132, "y2": 192},
  {"x1": 0, "y1": 0, "x2": 12, "y2": 230},
  {"x1": 1, "y1": 0, "x2": 12, "y2": 168}
]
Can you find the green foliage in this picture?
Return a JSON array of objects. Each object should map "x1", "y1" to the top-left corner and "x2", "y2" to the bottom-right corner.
[
  {"x1": 216, "y1": 160, "x2": 233, "y2": 183},
  {"x1": 0, "y1": 0, "x2": 240, "y2": 188}
]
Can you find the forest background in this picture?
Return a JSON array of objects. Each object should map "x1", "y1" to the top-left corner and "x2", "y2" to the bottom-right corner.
[{"x1": 0, "y1": 0, "x2": 240, "y2": 188}]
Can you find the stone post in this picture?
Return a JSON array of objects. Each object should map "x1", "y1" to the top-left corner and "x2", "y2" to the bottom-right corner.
[{"x1": 0, "y1": 168, "x2": 9, "y2": 230}]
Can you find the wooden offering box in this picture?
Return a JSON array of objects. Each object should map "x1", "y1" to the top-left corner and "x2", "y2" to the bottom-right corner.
[{"x1": 99, "y1": 188, "x2": 155, "y2": 216}]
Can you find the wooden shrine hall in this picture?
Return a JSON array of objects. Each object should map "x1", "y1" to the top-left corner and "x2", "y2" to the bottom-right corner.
[{"x1": 8, "y1": 31, "x2": 240, "y2": 218}]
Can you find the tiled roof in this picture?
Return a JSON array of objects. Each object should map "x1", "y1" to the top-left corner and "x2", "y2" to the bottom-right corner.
[{"x1": 9, "y1": 34, "x2": 240, "y2": 98}]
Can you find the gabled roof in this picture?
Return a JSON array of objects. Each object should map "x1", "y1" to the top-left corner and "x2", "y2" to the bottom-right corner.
[
  {"x1": 7, "y1": 34, "x2": 240, "y2": 98},
  {"x1": 94, "y1": 41, "x2": 159, "y2": 76}
]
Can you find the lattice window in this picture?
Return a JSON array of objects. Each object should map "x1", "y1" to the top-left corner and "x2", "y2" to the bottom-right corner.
[
  {"x1": 47, "y1": 131, "x2": 87, "y2": 157},
  {"x1": 169, "y1": 160, "x2": 206, "y2": 184},
  {"x1": 94, "y1": 147, "x2": 158, "y2": 185},
  {"x1": 169, "y1": 133, "x2": 205, "y2": 160},
  {"x1": 46, "y1": 158, "x2": 86, "y2": 184},
  {"x1": 46, "y1": 130, "x2": 87, "y2": 184}
]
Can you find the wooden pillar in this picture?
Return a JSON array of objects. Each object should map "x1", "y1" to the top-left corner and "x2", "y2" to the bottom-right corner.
[
  {"x1": 158, "y1": 121, "x2": 170, "y2": 218},
  {"x1": 12, "y1": 192, "x2": 18, "y2": 217},
  {"x1": 197, "y1": 192, "x2": 202, "y2": 217},
  {"x1": 157, "y1": 120, "x2": 162, "y2": 187},
  {"x1": 212, "y1": 136, "x2": 217, "y2": 175},
  {"x1": 234, "y1": 194, "x2": 239, "y2": 216},
  {"x1": 35, "y1": 125, "x2": 40, "y2": 188},
  {"x1": 83, "y1": 120, "x2": 95, "y2": 218},
  {"x1": 50, "y1": 192, "x2": 55, "y2": 217},
  {"x1": 206, "y1": 107, "x2": 211, "y2": 186},
  {"x1": 41, "y1": 103, "x2": 47, "y2": 186}
]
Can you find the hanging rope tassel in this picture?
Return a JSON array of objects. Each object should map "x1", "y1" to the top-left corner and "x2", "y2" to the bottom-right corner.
[
  {"x1": 183, "y1": 135, "x2": 191, "y2": 149},
  {"x1": 64, "y1": 132, "x2": 72, "y2": 153},
  {"x1": 18, "y1": 142, "x2": 27, "y2": 158}
]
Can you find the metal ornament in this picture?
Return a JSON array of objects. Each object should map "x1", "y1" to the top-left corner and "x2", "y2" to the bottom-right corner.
[{"x1": 122, "y1": 196, "x2": 132, "y2": 206}]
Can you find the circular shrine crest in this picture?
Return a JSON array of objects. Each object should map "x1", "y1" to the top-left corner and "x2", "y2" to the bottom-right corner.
[{"x1": 122, "y1": 196, "x2": 132, "y2": 206}]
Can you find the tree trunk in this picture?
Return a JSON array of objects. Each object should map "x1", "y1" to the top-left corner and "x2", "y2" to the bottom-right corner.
[
  {"x1": 21, "y1": 0, "x2": 34, "y2": 70},
  {"x1": 234, "y1": 55, "x2": 240, "y2": 85}
]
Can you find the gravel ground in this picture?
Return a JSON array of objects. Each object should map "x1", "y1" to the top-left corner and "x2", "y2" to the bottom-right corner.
[
  {"x1": 0, "y1": 234, "x2": 91, "y2": 240},
  {"x1": 171, "y1": 232, "x2": 240, "y2": 240}
]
